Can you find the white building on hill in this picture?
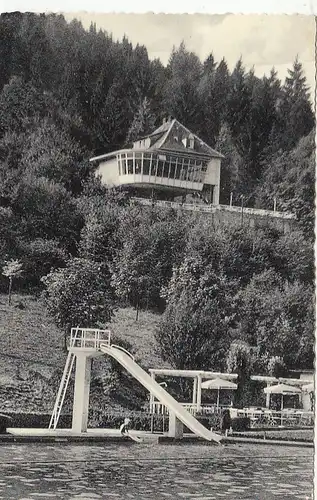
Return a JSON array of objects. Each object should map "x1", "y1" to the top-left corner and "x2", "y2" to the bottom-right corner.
[{"x1": 90, "y1": 118, "x2": 223, "y2": 205}]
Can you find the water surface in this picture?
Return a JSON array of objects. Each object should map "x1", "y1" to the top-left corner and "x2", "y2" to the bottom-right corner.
[{"x1": 0, "y1": 443, "x2": 313, "y2": 499}]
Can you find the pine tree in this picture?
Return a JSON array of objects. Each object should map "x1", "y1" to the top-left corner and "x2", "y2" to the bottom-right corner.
[
  {"x1": 215, "y1": 123, "x2": 244, "y2": 204},
  {"x1": 129, "y1": 43, "x2": 152, "y2": 103},
  {"x1": 197, "y1": 53, "x2": 218, "y2": 145},
  {"x1": 214, "y1": 58, "x2": 230, "y2": 121},
  {"x1": 226, "y1": 59, "x2": 252, "y2": 157},
  {"x1": 126, "y1": 97, "x2": 155, "y2": 144},
  {"x1": 147, "y1": 58, "x2": 166, "y2": 123},
  {"x1": 226, "y1": 60, "x2": 284, "y2": 200},
  {"x1": 203, "y1": 53, "x2": 217, "y2": 74},
  {"x1": 163, "y1": 42, "x2": 203, "y2": 131},
  {"x1": 255, "y1": 130, "x2": 315, "y2": 238},
  {"x1": 278, "y1": 57, "x2": 315, "y2": 150},
  {"x1": 0, "y1": 12, "x2": 23, "y2": 90},
  {"x1": 102, "y1": 76, "x2": 134, "y2": 150},
  {"x1": 226, "y1": 60, "x2": 256, "y2": 197}
]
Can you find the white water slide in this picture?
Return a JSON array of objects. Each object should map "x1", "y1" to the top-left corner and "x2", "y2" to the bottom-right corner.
[{"x1": 99, "y1": 344, "x2": 222, "y2": 444}]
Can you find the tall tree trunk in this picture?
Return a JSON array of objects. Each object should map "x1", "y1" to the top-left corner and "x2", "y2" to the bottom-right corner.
[{"x1": 8, "y1": 277, "x2": 13, "y2": 305}]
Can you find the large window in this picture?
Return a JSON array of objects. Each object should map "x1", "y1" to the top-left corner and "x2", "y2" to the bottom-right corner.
[
  {"x1": 156, "y1": 160, "x2": 164, "y2": 178},
  {"x1": 169, "y1": 162, "x2": 176, "y2": 178},
  {"x1": 127, "y1": 156, "x2": 133, "y2": 174},
  {"x1": 180, "y1": 158, "x2": 188, "y2": 180},
  {"x1": 150, "y1": 156, "x2": 158, "y2": 176},
  {"x1": 135, "y1": 153, "x2": 142, "y2": 174},
  {"x1": 143, "y1": 153, "x2": 151, "y2": 175},
  {"x1": 118, "y1": 151, "x2": 206, "y2": 182},
  {"x1": 175, "y1": 161, "x2": 182, "y2": 180},
  {"x1": 117, "y1": 155, "x2": 121, "y2": 175},
  {"x1": 120, "y1": 154, "x2": 127, "y2": 175},
  {"x1": 163, "y1": 160, "x2": 170, "y2": 177}
]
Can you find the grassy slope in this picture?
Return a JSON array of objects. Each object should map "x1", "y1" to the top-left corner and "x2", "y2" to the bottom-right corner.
[
  {"x1": 0, "y1": 293, "x2": 165, "y2": 413},
  {"x1": 109, "y1": 307, "x2": 166, "y2": 369}
]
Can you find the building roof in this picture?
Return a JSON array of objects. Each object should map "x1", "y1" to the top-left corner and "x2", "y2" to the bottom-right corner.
[
  {"x1": 147, "y1": 118, "x2": 224, "y2": 159},
  {"x1": 90, "y1": 118, "x2": 224, "y2": 162}
]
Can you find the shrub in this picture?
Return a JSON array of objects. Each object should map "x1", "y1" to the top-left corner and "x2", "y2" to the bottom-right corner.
[
  {"x1": 42, "y1": 258, "x2": 115, "y2": 348},
  {"x1": 0, "y1": 414, "x2": 12, "y2": 433},
  {"x1": 231, "y1": 416, "x2": 251, "y2": 431},
  {"x1": 3, "y1": 412, "x2": 72, "y2": 428},
  {"x1": 19, "y1": 238, "x2": 67, "y2": 290}
]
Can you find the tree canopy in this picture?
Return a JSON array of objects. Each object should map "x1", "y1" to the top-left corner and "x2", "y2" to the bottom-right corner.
[{"x1": 0, "y1": 12, "x2": 314, "y2": 373}]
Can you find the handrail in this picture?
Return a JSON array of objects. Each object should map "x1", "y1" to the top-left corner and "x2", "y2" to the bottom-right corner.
[
  {"x1": 70, "y1": 326, "x2": 80, "y2": 348},
  {"x1": 131, "y1": 197, "x2": 296, "y2": 220},
  {"x1": 109, "y1": 344, "x2": 135, "y2": 361},
  {"x1": 70, "y1": 328, "x2": 111, "y2": 349}
]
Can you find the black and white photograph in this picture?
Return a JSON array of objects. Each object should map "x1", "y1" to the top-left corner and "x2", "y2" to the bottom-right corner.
[{"x1": 0, "y1": 4, "x2": 315, "y2": 499}]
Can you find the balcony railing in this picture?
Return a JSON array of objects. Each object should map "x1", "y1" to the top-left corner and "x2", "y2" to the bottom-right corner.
[
  {"x1": 235, "y1": 408, "x2": 314, "y2": 428},
  {"x1": 70, "y1": 327, "x2": 111, "y2": 350},
  {"x1": 150, "y1": 401, "x2": 221, "y2": 416},
  {"x1": 149, "y1": 402, "x2": 314, "y2": 427},
  {"x1": 131, "y1": 197, "x2": 296, "y2": 220}
]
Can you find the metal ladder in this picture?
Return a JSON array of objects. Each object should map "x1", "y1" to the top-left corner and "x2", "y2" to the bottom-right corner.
[
  {"x1": 48, "y1": 327, "x2": 111, "y2": 430},
  {"x1": 49, "y1": 327, "x2": 81, "y2": 430},
  {"x1": 49, "y1": 351, "x2": 76, "y2": 430}
]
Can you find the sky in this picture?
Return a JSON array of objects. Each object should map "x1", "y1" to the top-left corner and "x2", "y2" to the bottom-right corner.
[
  {"x1": 2, "y1": 0, "x2": 316, "y2": 14},
  {"x1": 61, "y1": 13, "x2": 316, "y2": 93}
]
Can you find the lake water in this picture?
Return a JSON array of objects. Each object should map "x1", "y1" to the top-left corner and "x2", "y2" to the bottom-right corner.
[{"x1": 0, "y1": 442, "x2": 313, "y2": 499}]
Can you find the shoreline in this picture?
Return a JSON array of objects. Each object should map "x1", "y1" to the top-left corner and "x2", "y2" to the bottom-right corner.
[{"x1": 1, "y1": 428, "x2": 313, "y2": 448}]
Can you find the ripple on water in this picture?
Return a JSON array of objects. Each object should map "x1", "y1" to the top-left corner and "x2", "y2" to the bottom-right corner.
[
  {"x1": 0, "y1": 444, "x2": 313, "y2": 500},
  {"x1": 31, "y1": 494, "x2": 57, "y2": 498},
  {"x1": 69, "y1": 494, "x2": 103, "y2": 499}
]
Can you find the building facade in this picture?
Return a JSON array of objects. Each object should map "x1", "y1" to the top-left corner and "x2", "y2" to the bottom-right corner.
[
  {"x1": 90, "y1": 118, "x2": 224, "y2": 205},
  {"x1": 90, "y1": 117, "x2": 297, "y2": 234}
]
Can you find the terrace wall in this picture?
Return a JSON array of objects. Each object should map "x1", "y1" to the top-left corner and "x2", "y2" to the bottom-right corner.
[{"x1": 132, "y1": 198, "x2": 297, "y2": 234}]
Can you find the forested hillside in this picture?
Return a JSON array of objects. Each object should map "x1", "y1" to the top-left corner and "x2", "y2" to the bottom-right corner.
[{"x1": 0, "y1": 12, "x2": 315, "y2": 385}]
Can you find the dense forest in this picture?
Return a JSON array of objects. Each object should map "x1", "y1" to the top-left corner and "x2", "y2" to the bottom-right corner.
[{"x1": 0, "y1": 12, "x2": 315, "y2": 377}]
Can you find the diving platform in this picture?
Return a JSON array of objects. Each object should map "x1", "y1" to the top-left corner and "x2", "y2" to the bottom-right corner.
[{"x1": 27, "y1": 328, "x2": 223, "y2": 443}]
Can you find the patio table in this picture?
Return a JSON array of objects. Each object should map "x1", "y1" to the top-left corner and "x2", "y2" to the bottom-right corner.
[
  {"x1": 296, "y1": 411, "x2": 314, "y2": 426},
  {"x1": 242, "y1": 409, "x2": 264, "y2": 427},
  {"x1": 281, "y1": 411, "x2": 298, "y2": 426},
  {"x1": 263, "y1": 410, "x2": 279, "y2": 426}
]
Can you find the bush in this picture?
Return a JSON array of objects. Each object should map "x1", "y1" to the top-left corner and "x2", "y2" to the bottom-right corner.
[
  {"x1": 0, "y1": 414, "x2": 13, "y2": 433},
  {"x1": 42, "y1": 257, "x2": 114, "y2": 333},
  {"x1": 184, "y1": 414, "x2": 222, "y2": 433},
  {"x1": 19, "y1": 238, "x2": 67, "y2": 290},
  {"x1": 231, "y1": 416, "x2": 251, "y2": 431}
]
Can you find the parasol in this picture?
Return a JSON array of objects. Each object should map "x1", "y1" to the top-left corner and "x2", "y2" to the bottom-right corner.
[
  {"x1": 201, "y1": 377, "x2": 237, "y2": 408},
  {"x1": 264, "y1": 383, "x2": 301, "y2": 410}
]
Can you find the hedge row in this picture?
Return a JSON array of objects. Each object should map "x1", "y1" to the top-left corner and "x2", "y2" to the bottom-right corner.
[
  {"x1": 89, "y1": 411, "x2": 250, "y2": 433},
  {"x1": 0, "y1": 411, "x2": 251, "y2": 434},
  {"x1": 233, "y1": 430, "x2": 313, "y2": 442},
  {"x1": 0, "y1": 412, "x2": 72, "y2": 430}
]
